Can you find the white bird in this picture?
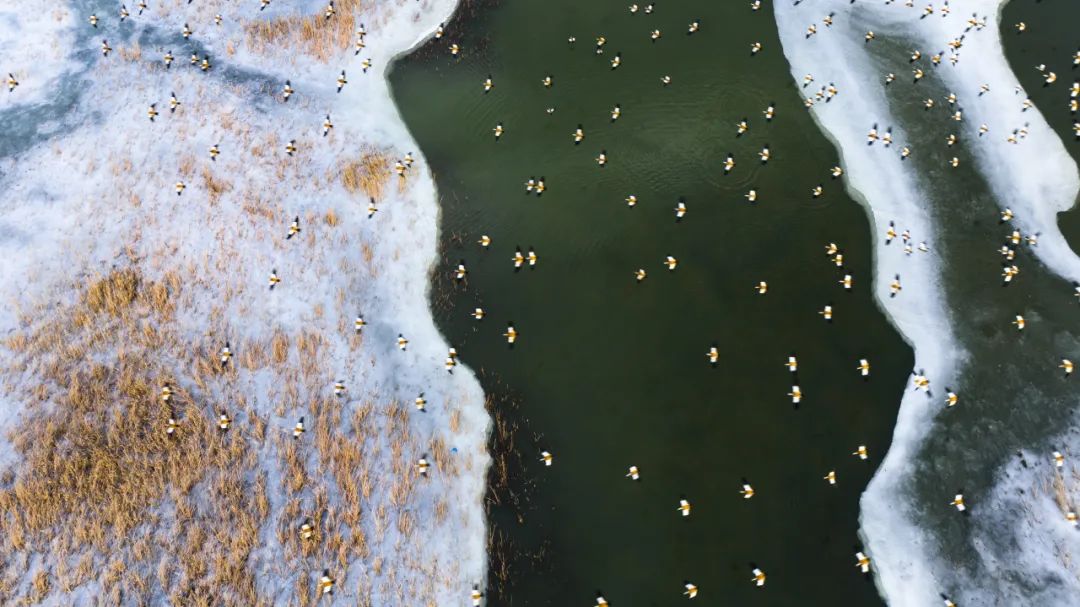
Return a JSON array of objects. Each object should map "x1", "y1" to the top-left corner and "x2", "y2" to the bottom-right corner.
[
  {"x1": 788, "y1": 385, "x2": 802, "y2": 404},
  {"x1": 857, "y1": 358, "x2": 871, "y2": 377},
  {"x1": 723, "y1": 154, "x2": 736, "y2": 173},
  {"x1": 317, "y1": 570, "x2": 333, "y2": 595},
  {"x1": 945, "y1": 390, "x2": 958, "y2": 407},
  {"x1": 740, "y1": 481, "x2": 755, "y2": 499},
  {"x1": 626, "y1": 465, "x2": 640, "y2": 480},
  {"x1": 853, "y1": 445, "x2": 868, "y2": 460},
  {"x1": 677, "y1": 499, "x2": 691, "y2": 516},
  {"x1": 539, "y1": 451, "x2": 552, "y2": 466},
  {"x1": 950, "y1": 493, "x2": 966, "y2": 512},
  {"x1": 854, "y1": 552, "x2": 871, "y2": 574},
  {"x1": 751, "y1": 567, "x2": 766, "y2": 587},
  {"x1": 683, "y1": 582, "x2": 698, "y2": 598},
  {"x1": 819, "y1": 305, "x2": 833, "y2": 321}
]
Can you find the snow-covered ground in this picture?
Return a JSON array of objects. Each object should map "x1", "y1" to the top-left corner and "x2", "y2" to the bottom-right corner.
[
  {"x1": 0, "y1": 0, "x2": 487, "y2": 604},
  {"x1": 775, "y1": 0, "x2": 1080, "y2": 604},
  {"x1": 0, "y1": 1, "x2": 77, "y2": 107}
]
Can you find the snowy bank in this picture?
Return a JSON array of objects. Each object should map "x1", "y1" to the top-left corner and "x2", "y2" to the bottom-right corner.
[
  {"x1": 776, "y1": 0, "x2": 1080, "y2": 604},
  {"x1": 0, "y1": 0, "x2": 486, "y2": 604}
]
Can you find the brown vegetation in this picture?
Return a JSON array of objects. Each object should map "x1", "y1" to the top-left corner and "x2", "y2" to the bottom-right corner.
[
  {"x1": 243, "y1": 0, "x2": 361, "y2": 63},
  {"x1": 0, "y1": 269, "x2": 439, "y2": 604},
  {"x1": 340, "y1": 151, "x2": 391, "y2": 200}
]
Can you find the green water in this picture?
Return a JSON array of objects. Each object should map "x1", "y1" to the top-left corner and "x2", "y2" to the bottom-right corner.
[{"x1": 392, "y1": 2, "x2": 913, "y2": 604}]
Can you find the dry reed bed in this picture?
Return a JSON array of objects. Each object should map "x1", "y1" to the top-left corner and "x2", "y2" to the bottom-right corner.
[
  {"x1": 0, "y1": 269, "x2": 441, "y2": 604},
  {"x1": 244, "y1": 0, "x2": 362, "y2": 63},
  {"x1": 0, "y1": 2, "x2": 470, "y2": 602}
]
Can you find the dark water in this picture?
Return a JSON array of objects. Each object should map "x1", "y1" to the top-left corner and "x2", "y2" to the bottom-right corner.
[{"x1": 392, "y1": 1, "x2": 914, "y2": 604}]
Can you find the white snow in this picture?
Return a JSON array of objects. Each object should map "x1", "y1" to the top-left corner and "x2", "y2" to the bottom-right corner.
[
  {"x1": 964, "y1": 439, "x2": 1080, "y2": 606},
  {"x1": 775, "y1": 0, "x2": 1080, "y2": 605},
  {"x1": 0, "y1": 0, "x2": 486, "y2": 604},
  {"x1": 0, "y1": 1, "x2": 77, "y2": 107}
]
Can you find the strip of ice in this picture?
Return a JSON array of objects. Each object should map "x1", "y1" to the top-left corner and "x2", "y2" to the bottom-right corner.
[
  {"x1": 776, "y1": 0, "x2": 1080, "y2": 605},
  {"x1": 0, "y1": 0, "x2": 486, "y2": 603}
]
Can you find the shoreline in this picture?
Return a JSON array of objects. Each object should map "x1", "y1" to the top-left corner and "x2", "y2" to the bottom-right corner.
[{"x1": 774, "y1": 2, "x2": 959, "y2": 604}]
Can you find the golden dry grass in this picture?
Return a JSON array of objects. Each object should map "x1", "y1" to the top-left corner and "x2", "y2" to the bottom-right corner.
[
  {"x1": 341, "y1": 151, "x2": 391, "y2": 200},
  {"x1": 324, "y1": 208, "x2": 339, "y2": 226},
  {"x1": 0, "y1": 268, "x2": 442, "y2": 604},
  {"x1": 243, "y1": 0, "x2": 362, "y2": 63},
  {"x1": 0, "y1": 271, "x2": 266, "y2": 605}
]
